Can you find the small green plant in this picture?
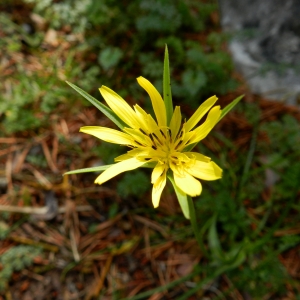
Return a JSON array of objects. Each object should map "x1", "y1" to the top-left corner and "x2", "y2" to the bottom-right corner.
[
  {"x1": 24, "y1": 0, "x2": 92, "y2": 33},
  {"x1": 0, "y1": 245, "x2": 42, "y2": 292}
]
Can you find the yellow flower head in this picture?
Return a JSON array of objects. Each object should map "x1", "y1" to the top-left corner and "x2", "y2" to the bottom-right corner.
[{"x1": 80, "y1": 76, "x2": 222, "y2": 208}]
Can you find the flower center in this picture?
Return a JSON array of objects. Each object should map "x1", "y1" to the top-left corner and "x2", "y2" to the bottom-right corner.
[{"x1": 127, "y1": 125, "x2": 192, "y2": 171}]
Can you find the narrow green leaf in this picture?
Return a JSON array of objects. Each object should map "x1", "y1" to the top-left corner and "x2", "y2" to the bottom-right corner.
[
  {"x1": 218, "y1": 94, "x2": 244, "y2": 122},
  {"x1": 187, "y1": 195, "x2": 209, "y2": 256},
  {"x1": 167, "y1": 174, "x2": 189, "y2": 219},
  {"x1": 208, "y1": 214, "x2": 224, "y2": 261},
  {"x1": 223, "y1": 245, "x2": 246, "y2": 267},
  {"x1": 221, "y1": 249, "x2": 246, "y2": 272},
  {"x1": 64, "y1": 165, "x2": 112, "y2": 175},
  {"x1": 163, "y1": 45, "x2": 173, "y2": 125},
  {"x1": 66, "y1": 81, "x2": 127, "y2": 130}
]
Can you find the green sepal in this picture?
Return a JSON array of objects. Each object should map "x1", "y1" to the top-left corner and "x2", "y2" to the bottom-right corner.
[
  {"x1": 182, "y1": 142, "x2": 197, "y2": 152},
  {"x1": 218, "y1": 94, "x2": 244, "y2": 122},
  {"x1": 167, "y1": 173, "x2": 189, "y2": 219},
  {"x1": 64, "y1": 165, "x2": 112, "y2": 175},
  {"x1": 66, "y1": 81, "x2": 127, "y2": 130},
  {"x1": 163, "y1": 45, "x2": 173, "y2": 125}
]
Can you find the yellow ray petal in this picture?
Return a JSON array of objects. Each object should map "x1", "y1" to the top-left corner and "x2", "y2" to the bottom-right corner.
[
  {"x1": 151, "y1": 163, "x2": 166, "y2": 184},
  {"x1": 115, "y1": 148, "x2": 153, "y2": 162},
  {"x1": 126, "y1": 148, "x2": 153, "y2": 157},
  {"x1": 137, "y1": 77, "x2": 167, "y2": 127},
  {"x1": 146, "y1": 114, "x2": 162, "y2": 137},
  {"x1": 94, "y1": 158, "x2": 146, "y2": 184},
  {"x1": 80, "y1": 126, "x2": 134, "y2": 145},
  {"x1": 152, "y1": 171, "x2": 166, "y2": 208},
  {"x1": 99, "y1": 86, "x2": 140, "y2": 128},
  {"x1": 115, "y1": 148, "x2": 155, "y2": 163},
  {"x1": 173, "y1": 171, "x2": 202, "y2": 197},
  {"x1": 187, "y1": 161, "x2": 222, "y2": 181},
  {"x1": 123, "y1": 127, "x2": 152, "y2": 146},
  {"x1": 134, "y1": 104, "x2": 148, "y2": 118},
  {"x1": 114, "y1": 153, "x2": 133, "y2": 162},
  {"x1": 185, "y1": 152, "x2": 211, "y2": 163},
  {"x1": 134, "y1": 104, "x2": 149, "y2": 132},
  {"x1": 185, "y1": 95, "x2": 218, "y2": 132},
  {"x1": 169, "y1": 106, "x2": 182, "y2": 139},
  {"x1": 178, "y1": 131, "x2": 196, "y2": 150},
  {"x1": 189, "y1": 106, "x2": 221, "y2": 144}
]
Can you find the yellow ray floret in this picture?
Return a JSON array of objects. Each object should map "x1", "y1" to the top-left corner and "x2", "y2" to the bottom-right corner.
[
  {"x1": 80, "y1": 126, "x2": 134, "y2": 145},
  {"x1": 152, "y1": 171, "x2": 167, "y2": 208},
  {"x1": 95, "y1": 158, "x2": 146, "y2": 185},
  {"x1": 137, "y1": 77, "x2": 167, "y2": 128},
  {"x1": 99, "y1": 86, "x2": 140, "y2": 128},
  {"x1": 173, "y1": 171, "x2": 202, "y2": 197},
  {"x1": 185, "y1": 95, "x2": 218, "y2": 132}
]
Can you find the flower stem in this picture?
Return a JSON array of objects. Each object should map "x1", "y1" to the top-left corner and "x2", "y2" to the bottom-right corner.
[{"x1": 187, "y1": 195, "x2": 208, "y2": 257}]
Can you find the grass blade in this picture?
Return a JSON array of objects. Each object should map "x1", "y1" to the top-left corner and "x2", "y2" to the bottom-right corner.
[{"x1": 64, "y1": 165, "x2": 112, "y2": 175}]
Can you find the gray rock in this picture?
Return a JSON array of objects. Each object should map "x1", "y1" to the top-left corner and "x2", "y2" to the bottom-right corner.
[{"x1": 218, "y1": 0, "x2": 300, "y2": 105}]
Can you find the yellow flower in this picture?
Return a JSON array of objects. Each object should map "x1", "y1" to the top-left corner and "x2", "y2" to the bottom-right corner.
[{"x1": 79, "y1": 76, "x2": 222, "y2": 208}]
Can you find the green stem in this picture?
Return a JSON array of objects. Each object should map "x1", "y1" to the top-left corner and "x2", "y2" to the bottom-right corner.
[{"x1": 187, "y1": 196, "x2": 208, "y2": 257}]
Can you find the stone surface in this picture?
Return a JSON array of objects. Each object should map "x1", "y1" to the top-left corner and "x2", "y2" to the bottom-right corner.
[{"x1": 218, "y1": 0, "x2": 300, "y2": 105}]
